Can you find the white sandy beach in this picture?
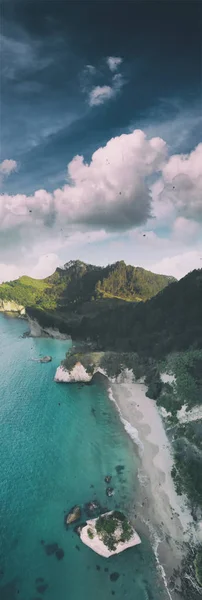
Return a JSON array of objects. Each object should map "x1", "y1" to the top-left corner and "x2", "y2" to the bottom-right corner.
[{"x1": 109, "y1": 376, "x2": 198, "y2": 600}]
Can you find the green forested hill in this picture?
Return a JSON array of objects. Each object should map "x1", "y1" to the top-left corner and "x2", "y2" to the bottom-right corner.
[
  {"x1": 0, "y1": 259, "x2": 174, "y2": 309},
  {"x1": 72, "y1": 268, "x2": 202, "y2": 357}
]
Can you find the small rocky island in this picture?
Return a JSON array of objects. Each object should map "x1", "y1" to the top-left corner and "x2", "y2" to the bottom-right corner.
[
  {"x1": 65, "y1": 505, "x2": 81, "y2": 525},
  {"x1": 39, "y1": 356, "x2": 52, "y2": 363},
  {"x1": 80, "y1": 510, "x2": 141, "y2": 557}
]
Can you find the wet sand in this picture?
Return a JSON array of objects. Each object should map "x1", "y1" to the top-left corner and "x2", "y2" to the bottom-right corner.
[{"x1": 108, "y1": 377, "x2": 196, "y2": 600}]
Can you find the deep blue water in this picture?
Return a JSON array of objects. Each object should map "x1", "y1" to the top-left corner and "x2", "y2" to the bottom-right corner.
[{"x1": 0, "y1": 314, "x2": 165, "y2": 600}]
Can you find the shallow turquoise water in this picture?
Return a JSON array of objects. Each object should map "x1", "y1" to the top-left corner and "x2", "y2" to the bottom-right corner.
[{"x1": 0, "y1": 314, "x2": 165, "y2": 600}]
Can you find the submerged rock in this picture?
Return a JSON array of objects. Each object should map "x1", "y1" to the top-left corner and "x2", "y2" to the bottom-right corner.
[
  {"x1": 105, "y1": 475, "x2": 112, "y2": 484},
  {"x1": 106, "y1": 487, "x2": 114, "y2": 497},
  {"x1": 110, "y1": 572, "x2": 120, "y2": 582},
  {"x1": 55, "y1": 548, "x2": 64, "y2": 560},
  {"x1": 65, "y1": 505, "x2": 81, "y2": 525},
  {"x1": 36, "y1": 583, "x2": 48, "y2": 594},
  {"x1": 44, "y1": 542, "x2": 58, "y2": 555},
  {"x1": 115, "y1": 465, "x2": 125, "y2": 474},
  {"x1": 84, "y1": 501, "x2": 100, "y2": 516},
  {"x1": 39, "y1": 356, "x2": 52, "y2": 363}
]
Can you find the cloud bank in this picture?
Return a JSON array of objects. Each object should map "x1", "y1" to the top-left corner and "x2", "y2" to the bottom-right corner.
[
  {"x1": 0, "y1": 130, "x2": 168, "y2": 235},
  {"x1": 0, "y1": 129, "x2": 201, "y2": 281},
  {"x1": 1, "y1": 131, "x2": 202, "y2": 239}
]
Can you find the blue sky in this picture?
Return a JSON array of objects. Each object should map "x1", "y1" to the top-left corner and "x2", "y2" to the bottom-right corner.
[{"x1": 0, "y1": 0, "x2": 202, "y2": 281}]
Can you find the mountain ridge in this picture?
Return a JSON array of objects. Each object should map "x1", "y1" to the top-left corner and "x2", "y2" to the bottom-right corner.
[{"x1": 0, "y1": 259, "x2": 175, "y2": 310}]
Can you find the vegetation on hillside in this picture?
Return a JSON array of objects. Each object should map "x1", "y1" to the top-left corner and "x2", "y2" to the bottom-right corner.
[
  {"x1": 94, "y1": 261, "x2": 174, "y2": 301},
  {"x1": 0, "y1": 276, "x2": 51, "y2": 307},
  {"x1": 66, "y1": 268, "x2": 202, "y2": 357},
  {"x1": 0, "y1": 259, "x2": 175, "y2": 311}
]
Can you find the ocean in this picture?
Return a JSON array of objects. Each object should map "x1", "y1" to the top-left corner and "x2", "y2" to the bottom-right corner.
[{"x1": 0, "y1": 314, "x2": 166, "y2": 600}]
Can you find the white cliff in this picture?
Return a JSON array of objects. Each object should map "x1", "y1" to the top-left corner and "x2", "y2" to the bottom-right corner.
[
  {"x1": 54, "y1": 362, "x2": 93, "y2": 383},
  {"x1": 0, "y1": 299, "x2": 25, "y2": 315}
]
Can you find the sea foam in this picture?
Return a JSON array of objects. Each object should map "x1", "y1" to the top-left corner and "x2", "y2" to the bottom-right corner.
[{"x1": 108, "y1": 386, "x2": 144, "y2": 455}]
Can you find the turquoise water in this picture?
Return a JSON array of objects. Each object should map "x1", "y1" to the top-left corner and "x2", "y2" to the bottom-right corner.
[{"x1": 0, "y1": 314, "x2": 165, "y2": 600}]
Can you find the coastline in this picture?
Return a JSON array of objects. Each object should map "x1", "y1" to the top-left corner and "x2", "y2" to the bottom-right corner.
[
  {"x1": 108, "y1": 377, "x2": 197, "y2": 600},
  {"x1": 3, "y1": 310, "x2": 200, "y2": 596}
]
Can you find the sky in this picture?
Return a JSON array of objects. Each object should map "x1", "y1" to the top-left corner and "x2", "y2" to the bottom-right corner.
[{"x1": 0, "y1": 0, "x2": 202, "y2": 282}]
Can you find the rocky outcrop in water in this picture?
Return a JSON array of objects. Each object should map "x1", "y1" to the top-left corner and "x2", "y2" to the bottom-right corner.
[
  {"x1": 65, "y1": 505, "x2": 81, "y2": 524},
  {"x1": 55, "y1": 363, "x2": 93, "y2": 383},
  {"x1": 106, "y1": 487, "x2": 114, "y2": 497},
  {"x1": 39, "y1": 356, "x2": 52, "y2": 363},
  {"x1": 28, "y1": 317, "x2": 70, "y2": 339},
  {"x1": 80, "y1": 510, "x2": 141, "y2": 557},
  {"x1": 105, "y1": 475, "x2": 112, "y2": 484}
]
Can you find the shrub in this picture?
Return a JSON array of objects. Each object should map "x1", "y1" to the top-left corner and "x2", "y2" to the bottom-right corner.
[{"x1": 87, "y1": 528, "x2": 94, "y2": 539}]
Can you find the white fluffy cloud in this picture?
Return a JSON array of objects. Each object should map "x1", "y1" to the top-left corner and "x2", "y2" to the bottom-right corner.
[
  {"x1": 1, "y1": 132, "x2": 201, "y2": 241},
  {"x1": 0, "y1": 254, "x2": 60, "y2": 283},
  {"x1": 88, "y1": 73, "x2": 124, "y2": 106},
  {"x1": 87, "y1": 55, "x2": 124, "y2": 106},
  {"x1": 172, "y1": 217, "x2": 201, "y2": 242},
  {"x1": 1, "y1": 132, "x2": 201, "y2": 242},
  {"x1": 106, "y1": 56, "x2": 123, "y2": 72},
  {"x1": 154, "y1": 143, "x2": 202, "y2": 222},
  {"x1": 0, "y1": 159, "x2": 17, "y2": 181},
  {"x1": 89, "y1": 85, "x2": 115, "y2": 106},
  {"x1": 151, "y1": 250, "x2": 202, "y2": 280},
  {"x1": 30, "y1": 253, "x2": 60, "y2": 279},
  {"x1": 0, "y1": 262, "x2": 23, "y2": 283},
  {"x1": 0, "y1": 129, "x2": 168, "y2": 236}
]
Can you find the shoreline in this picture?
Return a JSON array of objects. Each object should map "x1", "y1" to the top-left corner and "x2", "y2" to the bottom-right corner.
[{"x1": 108, "y1": 377, "x2": 197, "y2": 600}]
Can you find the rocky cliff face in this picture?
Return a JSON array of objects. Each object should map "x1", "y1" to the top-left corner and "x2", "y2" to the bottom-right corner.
[
  {"x1": 28, "y1": 317, "x2": 70, "y2": 339},
  {"x1": 0, "y1": 300, "x2": 25, "y2": 315},
  {"x1": 54, "y1": 362, "x2": 93, "y2": 383}
]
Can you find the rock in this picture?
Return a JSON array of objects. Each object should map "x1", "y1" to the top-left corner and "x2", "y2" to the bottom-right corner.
[
  {"x1": 84, "y1": 501, "x2": 100, "y2": 516},
  {"x1": 115, "y1": 465, "x2": 125, "y2": 474},
  {"x1": 105, "y1": 475, "x2": 112, "y2": 484},
  {"x1": 74, "y1": 521, "x2": 87, "y2": 535},
  {"x1": 36, "y1": 583, "x2": 48, "y2": 593},
  {"x1": 110, "y1": 572, "x2": 120, "y2": 582},
  {"x1": 65, "y1": 505, "x2": 81, "y2": 525},
  {"x1": 44, "y1": 542, "x2": 58, "y2": 555},
  {"x1": 106, "y1": 487, "x2": 114, "y2": 497},
  {"x1": 39, "y1": 356, "x2": 52, "y2": 363},
  {"x1": 55, "y1": 548, "x2": 64, "y2": 560},
  {"x1": 0, "y1": 300, "x2": 25, "y2": 314}
]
